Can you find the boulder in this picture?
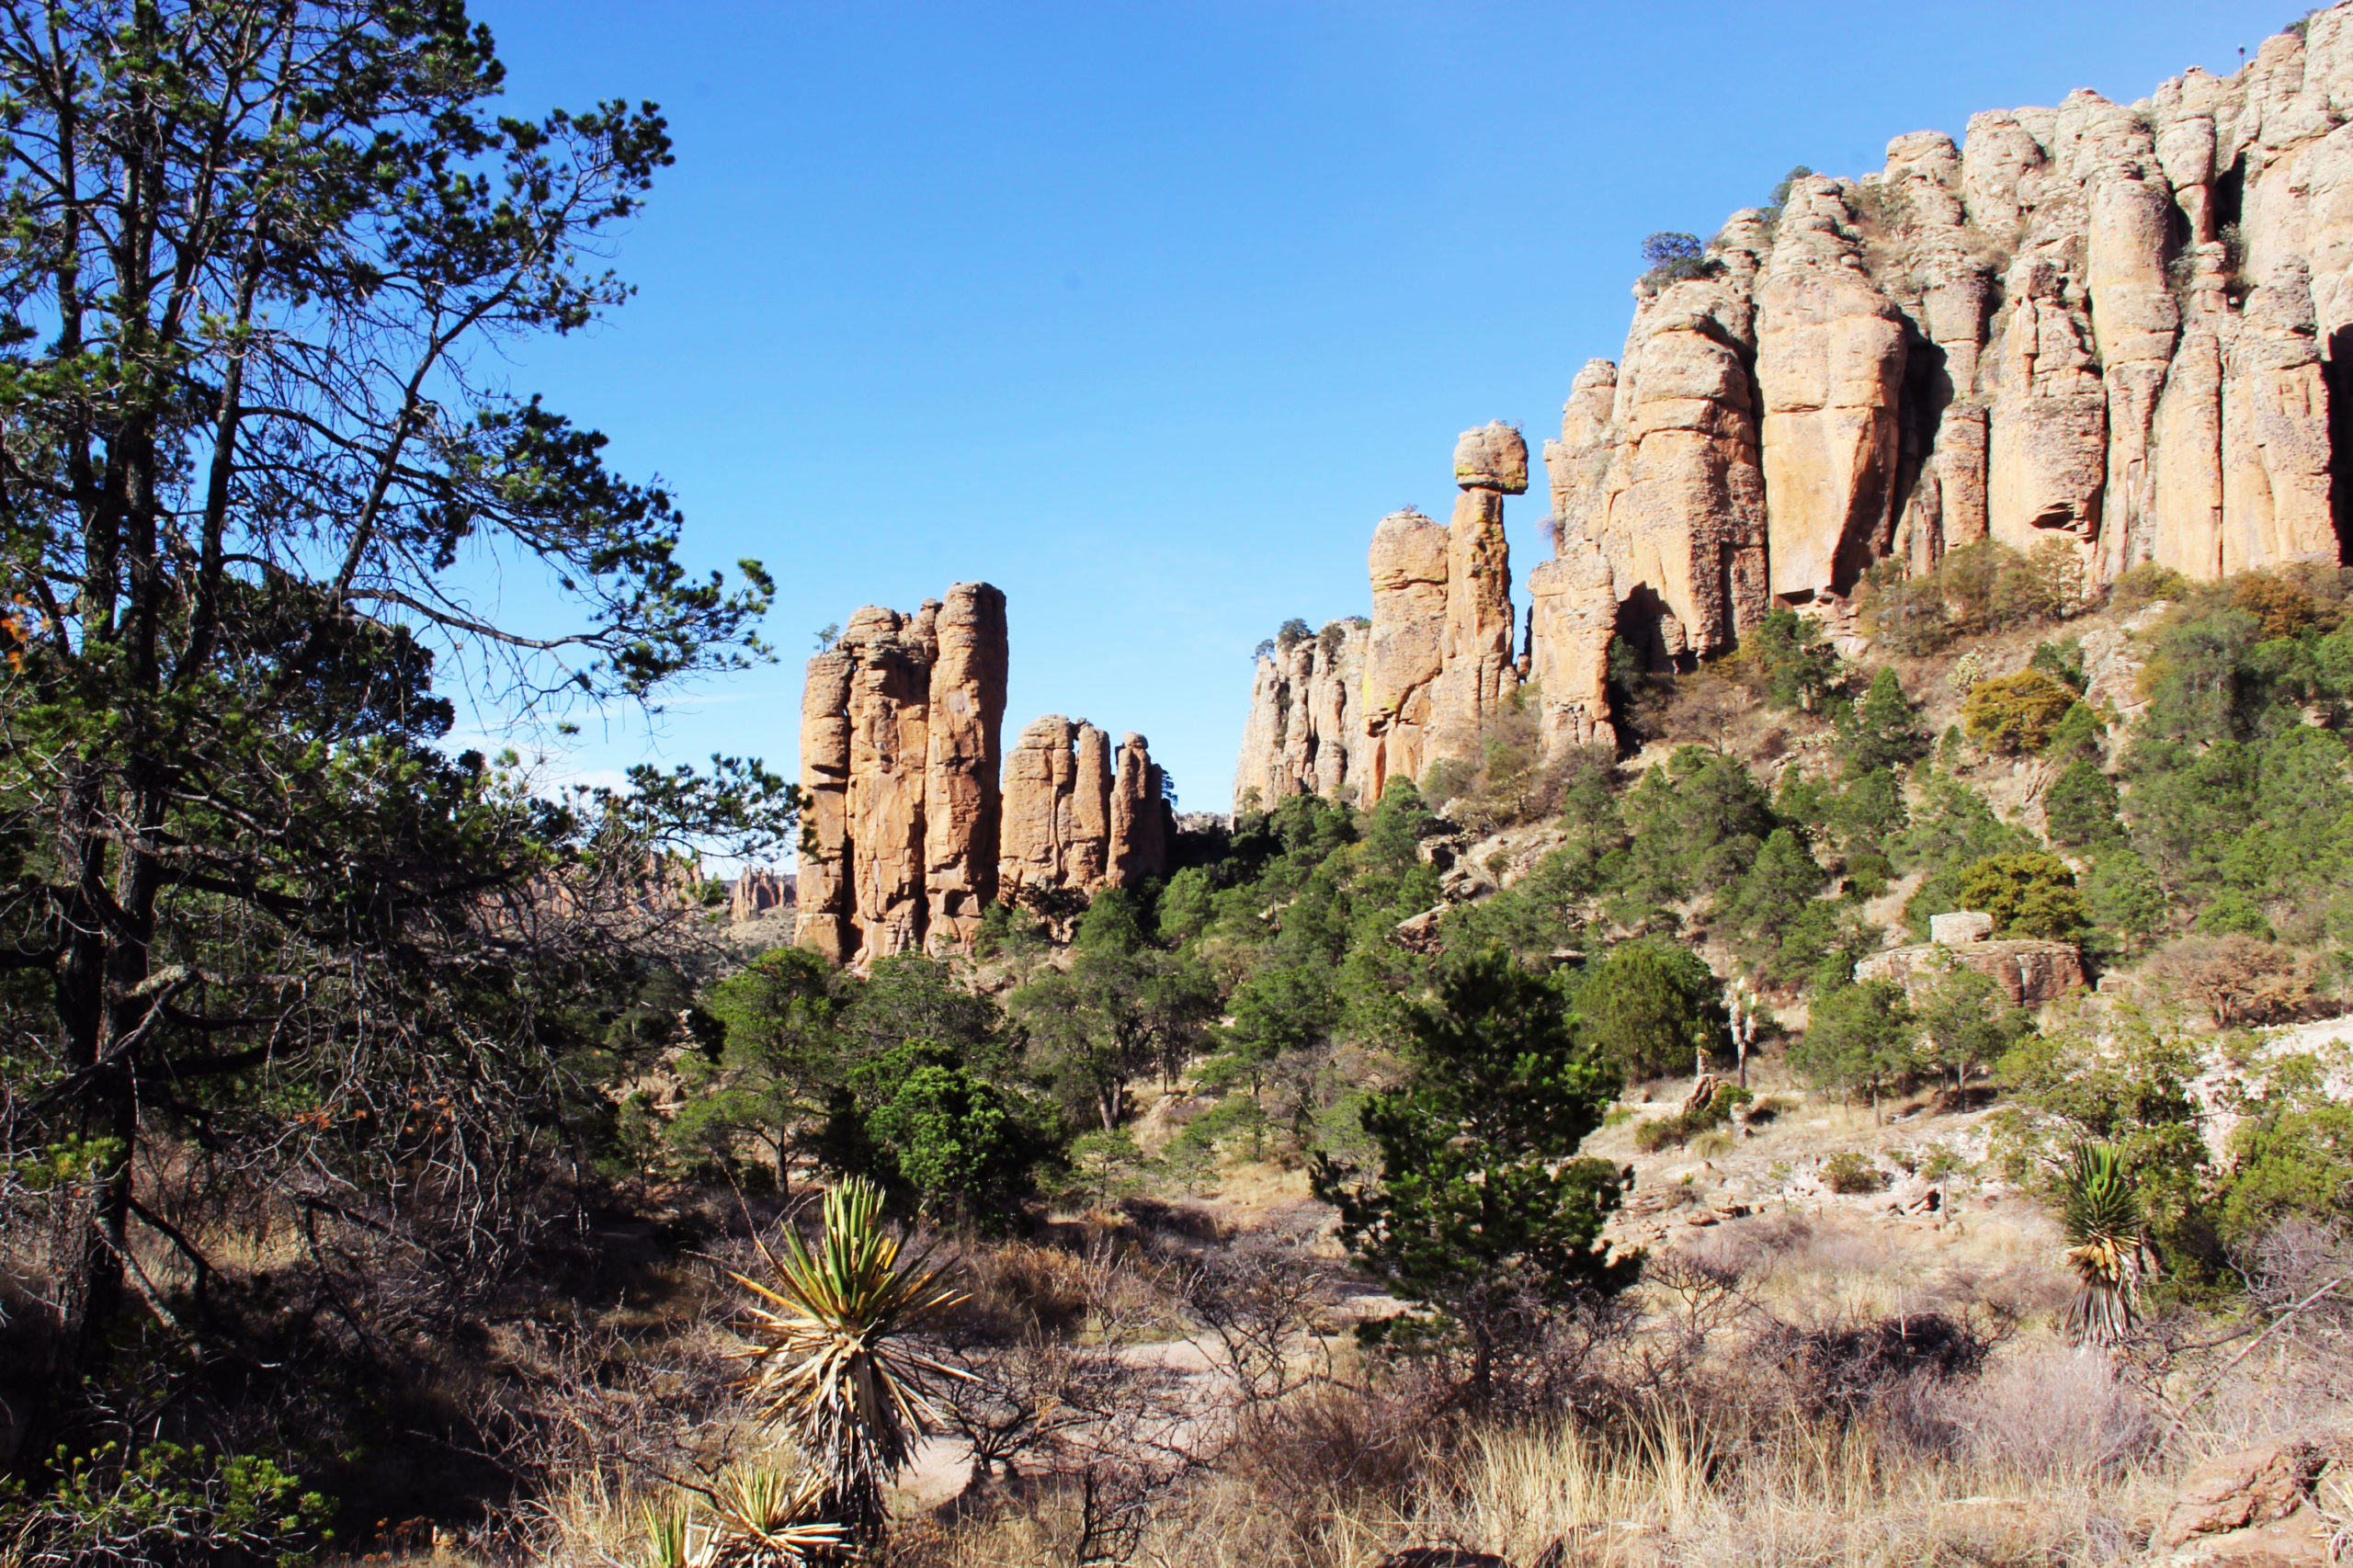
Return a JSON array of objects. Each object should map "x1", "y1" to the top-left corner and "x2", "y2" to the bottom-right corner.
[
  {"x1": 1856, "y1": 938, "x2": 2086, "y2": 1006},
  {"x1": 2157, "y1": 1439, "x2": 2327, "y2": 1556}
]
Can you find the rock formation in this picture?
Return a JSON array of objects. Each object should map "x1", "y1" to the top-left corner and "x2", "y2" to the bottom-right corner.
[
  {"x1": 1237, "y1": 7, "x2": 2353, "y2": 807},
  {"x1": 1000, "y1": 717, "x2": 1169, "y2": 903},
  {"x1": 1232, "y1": 620, "x2": 1370, "y2": 812},
  {"x1": 794, "y1": 583, "x2": 1007, "y2": 965},
  {"x1": 729, "y1": 869, "x2": 795, "y2": 924}
]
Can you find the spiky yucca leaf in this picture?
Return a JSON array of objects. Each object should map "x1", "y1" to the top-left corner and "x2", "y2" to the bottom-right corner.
[
  {"x1": 2061, "y1": 1142, "x2": 2147, "y2": 1346},
  {"x1": 708, "y1": 1468, "x2": 847, "y2": 1565},
  {"x1": 638, "y1": 1500, "x2": 699, "y2": 1568},
  {"x1": 733, "y1": 1177, "x2": 970, "y2": 1531}
]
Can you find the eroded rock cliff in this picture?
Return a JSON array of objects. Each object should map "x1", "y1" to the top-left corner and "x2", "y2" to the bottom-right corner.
[{"x1": 1238, "y1": 8, "x2": 2353, "y2": 807}]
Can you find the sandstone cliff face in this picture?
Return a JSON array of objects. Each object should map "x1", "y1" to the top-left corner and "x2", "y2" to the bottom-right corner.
[
  {"x1": 1232, "y1": 620, "x2": 1370, "y2": 812},
  {"x1": 794, "y1": 583, "x2": 1006, "y2": 965},
  {"x1": 1001, "y1": 717, "x2": 1168, "y2": 902},
  {"x1": 1240, "y1": 8, "x2": 2353, "y2": 810}
]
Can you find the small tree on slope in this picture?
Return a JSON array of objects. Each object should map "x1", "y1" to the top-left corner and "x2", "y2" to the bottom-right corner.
[{"x1": 1313, "y1": 950, "x2": 1637, "y2": 1399}]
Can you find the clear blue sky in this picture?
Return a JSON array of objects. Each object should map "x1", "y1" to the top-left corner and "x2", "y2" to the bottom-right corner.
[{"x1": 467, "y1": 0, "x2": 2286, "y2": 836}]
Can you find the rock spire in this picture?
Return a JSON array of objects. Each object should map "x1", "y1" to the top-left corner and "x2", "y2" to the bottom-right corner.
[
  {"x1": 794, "y1": 582, "x2": 1007, "y2": 965},
  {"x1": 1237, "y1": 6, "x2": 2353, "y2": 808}
]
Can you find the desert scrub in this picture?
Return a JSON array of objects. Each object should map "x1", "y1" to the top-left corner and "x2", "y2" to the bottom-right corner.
[
  {"x1": 1822, "y1": 1150, "x2": 1887, "y2": 1195},
  {"x1": 1633, "y1": 1083, "x2": 1753, "y2": 1153}
]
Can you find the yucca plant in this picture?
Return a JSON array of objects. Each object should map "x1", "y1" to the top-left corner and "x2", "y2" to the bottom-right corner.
[
  {"x1": 2061, "y1": 1142, "x2": 2149, "y2": 1346},
  {"x1": 733, "y1": 1176, "x2": 970, "y2": 1539},
  {"x1": 637, "y1": 1471, "x2": 847, "y2": 1568}
]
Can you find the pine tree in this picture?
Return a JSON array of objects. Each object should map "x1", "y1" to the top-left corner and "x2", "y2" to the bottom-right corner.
[{"x1": 1313, "y1": 951, "x2": 1635, "y2": 1397}]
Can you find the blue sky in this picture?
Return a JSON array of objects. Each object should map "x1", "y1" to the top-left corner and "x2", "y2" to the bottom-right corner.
[{"x1": 466, "y1": 0, "x2": 2288, "y2": 837}]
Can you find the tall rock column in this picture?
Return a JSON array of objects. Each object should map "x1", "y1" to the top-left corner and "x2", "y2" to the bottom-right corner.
[
  {"x1": 1000, "y1": 717, "x2": 1152, "y2": 900},
  {"x1": 2080, "y1": 101, "x2": 2184, "y2": 578},
  {"x1": 1987, "y1": 256, "x2": 2108, "y2": 551},
  {"x1": 1755, "y1": 177, "x2": 1909, "y2": 601},
  {"x1": 1526, "y1": 540, "x2": 1619, "y2": 756},
  {"x1": 842, "y1": 605, "x2": 936, "y2": 963},
  {"x1": 1362, "y1": 508, "x2": 1449, "y2": 803},
  {"x1": 1109, "y1": 733, "x2": 1169, "y2": 887},
  {"x1": 794, "y1": 583, "x2": 1006, "y2": 966},
  {"x1": 2224, "y1": 257, "x2": 2337, "y2": 572},
  {"x1": 2152, "y1": 244, "x2": 2231, "y2": 578},
  {"x1": 1429, "y1": 421, "x2": 1525, "y2": 764},
  {"x1": 1232, "y1": 621, "x2": 1370, "y2": 812},
  {"x1": 793, "y1": 648, "x2": 857, "y2": 964},
  {"x1": 922, "y1": 583, "x2": 1008, "y2": 949}
]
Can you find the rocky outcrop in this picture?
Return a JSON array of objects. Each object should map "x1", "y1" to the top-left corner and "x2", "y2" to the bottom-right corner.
[
  {"x1": 2156, "y1": 1438, "x2": 2332, "y2": 1563},
  {"x1": 1363, "y1": 508, "x2": 1452, "y2": 804},
  {"x1": 730, "y1": 869, "x2": 794, "y2": 924},
  {"x1": 1346, "y1": 424, "x2": 1534, "y2": 803},
  {"x1": 1233, "y1": 621, "x2": 1370, "y2": 812},
  {"x1": 1235, "y1": 6, "x2": 2353, "y2": 809},
  {"x1": 1856, "y1": 937, "x2": 2087, "y2": 1007},
  {"x1": 1001, "y1": 717, "x2": 1168, "y2": 902},
  {"x1": 795, "y1": 584, "x2": 1007, "y2": 965}
]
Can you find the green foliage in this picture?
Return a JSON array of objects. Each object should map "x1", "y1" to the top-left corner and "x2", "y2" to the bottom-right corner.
[
  {"x1": 1575, "y1": 939, "x2": 1725, "y2": 1079},
  {"x1": 859, "y1": 1048, "x2": 1051, "y2": 1224},
  {"x1": 0, "y1": 0, "x2": 800, "y2": 1448},
  {"x1": 2030, "y1": 639, "x2": 2088, "y2": 692},
  {"x1": 1820, "y1": 1151, "x2": 1886, "y2": 1195},
  {"x1": 1011, "y1": 945, "x2": 1219, "y2": 1132},
  {"x1": 1893, "y1": 774, "x2": 2040, "y2": 938},
  {"x1": 1639, "y1": 231, "x2": 1711, "y2": 285},
  {"x1": 734, "y1": 1177, "x2": 965, "y2": 1540},
  {"x1": 0, "y1": 1441, "x2": 329, "y2": 1567},
  {"x1": 2043, "y1": 701, "x2": 2108, "y2": 762},
  {"x1": 2044, "y1": 761, "x2": 2124, "y2": 848},
  {"x1": 1734, "y1": 608, "x2": 1849, "y2": 713},
  {"x1": 2083, "y1": 850, "x2": 2169, "y2": 952},
  {"x1": 1863, "y1": 540, "x2": 2083, "y2": 654},
  {"x1": 1993, "y1": 1008, "x2": 2217, "y2": 1279},
  {"x1": 2060, "y1": 1142, "x2": 2146, "y2": 1346},
  {"x1": 1790, "y1": 980, "x2": 1915, "y2": 1113},
  {"x1": 1314, "y1": 951, "x2": 1636, "y2": 1390},
  {"x1": 2216, "y1": 1054, "x2": 2353, "y2": 1247},
  {"x1": 1912, "y1": 964, "x2": 2030, "y2": 1091},
  {"x1": 1957, "y1": 852, "x2": 2092, "y2": 940},
  {"x1": 1839, "y1": 666, "x2": 1930, "y2": 776},
  {"x1": 1962, "y1": 671, "x2": 2080, "y2": 755},
  {"x1": 1632, "y1": 1082, "x2": 1753, "y2": 1153}
]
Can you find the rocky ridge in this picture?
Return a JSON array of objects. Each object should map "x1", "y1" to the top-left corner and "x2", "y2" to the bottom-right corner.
[{"x1": 1237, "y1": 11, "x2": 2353, "y2": 808}]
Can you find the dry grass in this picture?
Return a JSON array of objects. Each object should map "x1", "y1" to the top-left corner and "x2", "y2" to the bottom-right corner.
[{"x1": 896, "y1": 1351, "x2": 2171, "y2": 1567}]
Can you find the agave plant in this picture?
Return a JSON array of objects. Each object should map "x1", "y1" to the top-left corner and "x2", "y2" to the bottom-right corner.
[
  {"x1": 2061, "y1": 1142, "x2": 2149, "y2": 1346},
  {"x1": 733, "y1": 1176, "x2": 970, "y2": 1536},
  {"x1": 637, "y1": 1471, "x2": 847, "y2": 1568}
]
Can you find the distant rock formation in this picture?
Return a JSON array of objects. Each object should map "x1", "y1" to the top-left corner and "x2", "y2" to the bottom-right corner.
[
  {"x1": 730, "y1": 868, "x2": 795, "y2": 923},
  {"x1": 794, "y1": 583, "x2": 1007, "y2": 965},
  {"x1": 1002, "y1": 718, "x2": 1170, "y2": 903},
  {"x1": 1231, "y1": 619, "x2": 1369, "y2": 812},
  {"x1": 1235, "y1": 8, "x2": 2353, "y2": 807}
]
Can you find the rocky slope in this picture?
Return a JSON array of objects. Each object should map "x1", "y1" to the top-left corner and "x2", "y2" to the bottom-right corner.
[{"x1": 1237, "y1": 7, "x2": 2353, "y2": 808}]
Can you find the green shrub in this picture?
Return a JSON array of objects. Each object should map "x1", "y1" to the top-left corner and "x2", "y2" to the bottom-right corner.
[
  {"x1": 1631, "y1": 1082, "x2": 1754, "y2": 1153},
  {"x1": 0, "y1": 1441, "x2": 328, "y2": 1568},
  {"x1": 2044, "y1": 759, "x2": 2123, "y2": 846},
  {"x1": 1962, "y1": 670, "x2": 2079, "y2": 754},
  {"x1": 1957, "y1": 851, "x2": 2093, "y2": 940},
  {"x1": 1821, "y1": 1150, "x2": 1886, "y2": 1195}
]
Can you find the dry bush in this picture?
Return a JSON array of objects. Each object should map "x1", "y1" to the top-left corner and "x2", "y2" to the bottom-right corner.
[{"x1": 2144, "y1": 935, "x2": 2314, "y2": 1027}]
